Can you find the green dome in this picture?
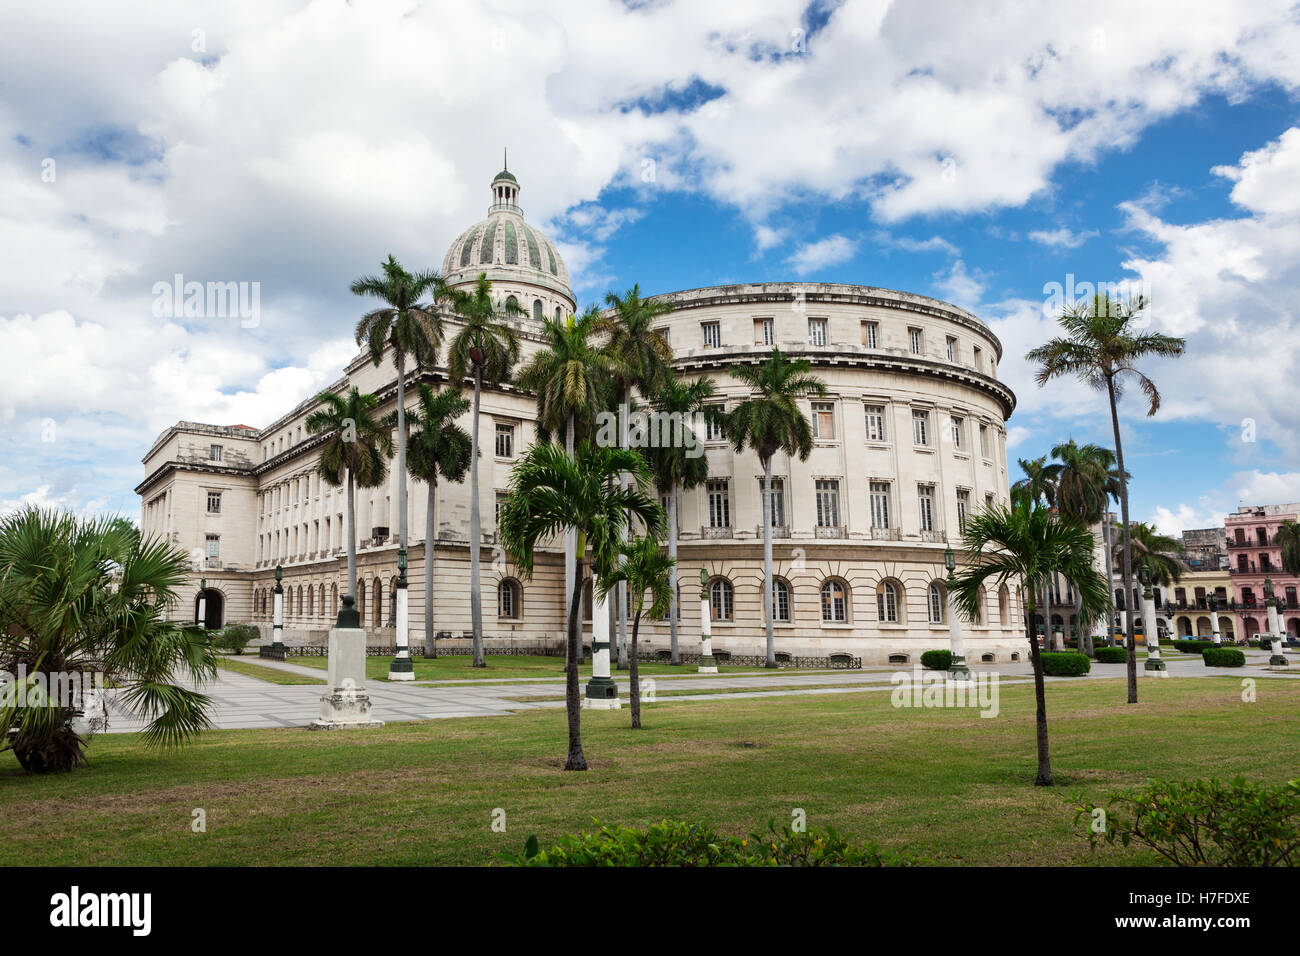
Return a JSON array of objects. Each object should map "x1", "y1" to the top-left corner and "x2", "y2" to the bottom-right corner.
[{"x1": 493, "y1": 169, "x2": 517, "y2": 183}]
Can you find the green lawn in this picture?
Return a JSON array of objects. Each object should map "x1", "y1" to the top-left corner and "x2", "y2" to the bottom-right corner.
[
  {"x1": 3, "y1": 676, "x2": 1295, "y2": 866},
  {"x1": 216, "y1": 657, "x2": 325, "y2": 685}
]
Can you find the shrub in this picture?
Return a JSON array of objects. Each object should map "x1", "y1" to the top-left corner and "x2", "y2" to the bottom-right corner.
[
  {"x1": 1038, "y1": 651, "x2": 1090, "y2": 676},
  {"x1": 508, "y1": 820, "x2": 914, "y2": 867},
  {"x1": 1202, "y1": 646, "x2": 1246, "y2": 667},
  {"x1": 1173, "y1": 639, "x2": 1213, "y2": 654},
  {"x1": 213, "y1": 623, "x2": 259, "y2": 655},
  {"x1": 1094, "y1": 646, "x2": 1127, "y2": 664},
  {"x1": 1074, "y1": 777, "x2": 1300, "y2": 866},
  {"x1": 919, "y1": 649, "x2": 952, "y2": 671}
]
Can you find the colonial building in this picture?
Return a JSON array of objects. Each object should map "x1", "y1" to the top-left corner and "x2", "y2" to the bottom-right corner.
[
  {"x1": 135, "y1": 163, "x2": 1028, "y2": 665},
  {"x1": 1225, "y1": 503, "x2": 1300, "y2": 641}
]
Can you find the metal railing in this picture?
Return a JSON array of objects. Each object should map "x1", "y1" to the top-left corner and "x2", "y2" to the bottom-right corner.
[{"x1": 755, "y1": 524, "x2": 790, "y2": 538}]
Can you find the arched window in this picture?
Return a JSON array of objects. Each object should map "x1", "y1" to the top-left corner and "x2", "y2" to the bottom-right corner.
[
  {"x1": 771, "y1": 577, "x2": 791, "y2": 623},
  {"x1": 307, "y1": 586, "x2": 314, "y2": 617},
  {"x1": 505, "y1": 295, "x2": 519, "y2": 312},
  {"x1": 555, "y1": 306, "x2": 562, "y2": 321},
  {"x1": 532, "y1": 299, "x2": 543, "y2": 321},
  {"x1": 710, "y1": 578, "x2": 733, "y2": 621},
  {"x1": 372, "y1": 576, "x2": 382, "y2": 628},
  {"x1": 330, "y1": 583, "x2": 338, "y2": 619},
  {"x1": 581, "y1": 578, "x2": 593, "y2": 622},
  {"x1": 357, "y1": 580, "x2": 365, "y2": 616},
  {"x1": 498, "y1": 579, "x2": 522, "y2": 619},
  {"x1": 821, "y1": 579, "x2": 847, "y2": 622},
  {"x1": 877, "y1": 580, "x2": 900, "y2": 623},
  {"x1": 999, "y1": 585, "x2": 1010, "y2": 625},
  {"x1": 928, "y1": 581, "x2": 945, "y2": 624}
]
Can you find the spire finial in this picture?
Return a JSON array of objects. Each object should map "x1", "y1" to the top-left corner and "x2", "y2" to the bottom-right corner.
[{"x1": 503, "y1": 147, "x2": 508, "y2": 171}]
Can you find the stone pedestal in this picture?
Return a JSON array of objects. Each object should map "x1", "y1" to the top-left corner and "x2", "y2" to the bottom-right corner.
[{"x1": 310, "y1": 599, "x2": 383, "y2": 730}]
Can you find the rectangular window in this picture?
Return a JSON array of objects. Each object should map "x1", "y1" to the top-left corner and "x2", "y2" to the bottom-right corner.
[
  {"x1": 870, "y1": 481, "x2": 891, "y2": 528},
  {"x1": 979, "y1": 423, "x2": 990, "y2": 458},
  {"x1": 815, "y1": 480, "x2": 840, "y2": 527},
  {"x1": 707, "y1": 480, "x2": 730, "y2": 528},
  {"x1": 972, "y1": 345, "x2": 982, "y2": 371},
  {"x1": 985, "y1": 492, "x2": 995, "y2": 512},
  {"x1": 702, "y1": 321, "x2": 721, "y2": 348},
  {"x1": 957, "y1": 489, "x2": 970, "y2": 532},
  {"x1": 909, "y1": 327, "x2": 924, "y2": 355},
  {"x1": 495, "y1": 492, "x2": 508, "y2": 527},
  {"x1": 494, "y1": 422, "x2": 515, "y2": 458},
  {"x1": 754, "y1": 317, "x2": 773, "y2": 345},
  {"x1": 918, "y1": 485, "x2": 935, "y2": 533},
  {"x1": 864, "y1": 404, "x2": 888, "y2": 442},
  {"x1": 808, "y1": 318, "x2": 827, "y2": 346},
  {"x1": 912, "y1": 409, "x2": 931, "y2": 446},
  {"x1": 760, "y1": 478, "x2": 786, "y2": 526},
  {"x1": 946, "y1": 336, "x2": 957, "y2": 361},
  {"x1": 950, "y1": 415, "x2": 964, "y2": 450},
  {"x1": 206, "y1": 491, "x2": 222, "y2": 514},
  {"x1": 862, "y1": 321, "x2": 879, "y2": 348},
  {"x1": 812, "y1": 402, "x2": 835, "y2": 440},
  {"x1": 209, "y1": 444, "x2": 222, "y2": 461},
  {"x1": 205, "y1": 534, "x2": 219, "y2": 558},
  {"x1": 705, "y1": 406, "x2": 726, "y2": 442}
]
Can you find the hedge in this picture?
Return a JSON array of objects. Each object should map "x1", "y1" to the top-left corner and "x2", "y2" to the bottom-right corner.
[
  {"x1": 1202, "y1": 647, "x2": 1246, "y2": 668},
  {"x1": 1173, "y1": 639, "x2": 1214, "y2": 654},
  {"x1": 1039, "y1": 651, "x2": 1091, "y2": 676},
  {"x1": 1094, "y1": 646, "x2": 1127, "y2": 664},
  {"x1": 919, "y1": 649, "x2": 952, "y2": 671}
]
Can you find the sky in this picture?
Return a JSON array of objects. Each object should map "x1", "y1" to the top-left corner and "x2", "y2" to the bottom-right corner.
[{"x1": 2, "y1": 0, "x2": 1300, "y2": 535}]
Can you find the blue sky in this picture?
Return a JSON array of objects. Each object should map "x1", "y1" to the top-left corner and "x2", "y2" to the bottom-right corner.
[{"x1": 2, "y1": 0, "x2": 1299, "y2": 534}]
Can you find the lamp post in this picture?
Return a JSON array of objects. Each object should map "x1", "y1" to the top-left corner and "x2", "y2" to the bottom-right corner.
[
  {"x1": 197, "y1": 577, "x2": 207, "y2": 631},
  {"x1": 270, "y1": 565, "x2": 284, "y2": 655},
  {"x1": 698, "y1": 568, "x2": 718, "y2": 674},
  {"x1": 1208, "y1": 593, "x2": 1222, "y2": 646},
  {"x1": 583, "y1": 569, "x2": 619, "y2": 708},
  {"x1": 1265, "y1": 577, "x2": 1288, "y2": 667},
  {"x1": 1141, "y1": 565, "x2": 1165, "y2": 671},
  {"x1": 388, "y1": 547, "x2": 414, "y2": 680},
  {"x1": 944, "y1": 545, "x2": 970, "y2": 679}
]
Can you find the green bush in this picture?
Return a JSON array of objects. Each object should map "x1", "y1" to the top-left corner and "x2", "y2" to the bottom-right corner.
[
  {"x1": 212, "y1": 623, "x2": 259, "y2": 655},
  {"x1": 919, "y1": 649, "x2": 952, "y2": 671},
  {"x1": 1094, "y1": 646, "x2": 1127, "y2": 663},
  {"x1": 1038, "y1": 651, "x2": 1090, "y2": 676},
  {"x1": 1075, "y1": 777, "x2": 1300, "y2": 866},
  {"x1": 1173, "y1": 639, "x2": 1213, "y2": 653},
  {"x1": 508, "y1": 820, "x2": 914, "y2": 867},
  {"x1": 1202, "y1": 646, "x2": 1246, "y2": 667}
]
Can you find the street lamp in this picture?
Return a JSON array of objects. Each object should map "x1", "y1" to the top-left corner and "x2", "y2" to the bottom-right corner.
[
  {"x1": 697, "y1": 568, "x2": 717, "y2": 674},
  {"x1": 197, "y1": 578, "x2": 207, "y2": 631},
  {"x1": 270, "y1": 564, "x2": 285, "y2": 655},
  {"x1": 944, "y1": 545, "x2": 970, "y2": 679},
  {"x1": 1265, "y1": 577, "x2": 1288, "y2": 666},
  {"x1": 1140, "y1": 564, "x2": 1165, "y2": 671},
  {"x1": 389, "y1": 544, "x2": 414, "y2": 679},
  {"x1": 1207, "y1": 592, "x2": 1221, "y2": 645}
]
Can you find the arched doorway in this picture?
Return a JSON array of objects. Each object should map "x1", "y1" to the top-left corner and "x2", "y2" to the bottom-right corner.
[{"x1": 194, "y1": 588, "x2": 224, "y2": 630}]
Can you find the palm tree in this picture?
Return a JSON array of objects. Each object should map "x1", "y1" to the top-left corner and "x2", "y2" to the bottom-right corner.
[
  {"x1": 406, "y1": 383, "x2": 472, "y2": 658},
  {"x1": 497, "y1": 442, "x2": 664, "y2": 770},
  {"x1": 595, "y1": 285, "x2": 675, "y2": 669},
  {"x1": 1011, "y1": 455, "x2": 1061, "y2": 647},
  {"x1": 949, "y1": 501, "x2": 1110, "y2": 786},
  {"x1": 351, "y1": 256, "x2": 443, "y2": 673},
  {"x1": 724, "y1": 348, "x2": 828, "y2": 667},
  {"x1": 1124, "y1": 522, "x2": 1185, "y2": 589},
  {"x1": 643, "y1": 376, "x2": 720, "y2": 664},
  {"x1": 305, "y1": 388, "x2": 394, "y2": 604},
  {"x1": 443, "y1": 273, "x2": 523, "y2": 667},
  {"x1": 1274, "y1": 520, "x2": 1300, "y2": 575},
  {"x1": 0, "y1": 507, "x2": 218, "y2": 772},
  {"x1": 1027, "y1": 293, "x2": 1186, "y2": 702},
  {"x1": 515, "y1": 307, "x2": 613, "y2": 661},
  {"x1": 1050, "y1": 440, "x2": 1111, "y2": 655},
  {"x1": 597, "y1": 535, "x2": 676, "y2": 728}
]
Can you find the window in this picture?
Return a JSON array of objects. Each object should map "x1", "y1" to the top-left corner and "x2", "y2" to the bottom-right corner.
[
  {"x1": 495, "y1": 422, "x2": 515, "y2": 458},
  {"x1": 771, "y1": 578, "x2": 791, "y2": 622},
  {"x1": 498, "y1": 580, "x2": 521, "y2": 619},
  {"x1": 207, "y1": 491, "x2": 222, "y2": 514},
  {"x1": 555, "y1": 306, "x2": 563, "y2": 321},
  {"x1": 812, "y1": 402, "x2": 835, "y2": 440},
  {"x1": 505, "y1": 295, "x2": 519, "y2": 311},
  {"x1": 985, "y1": 492, "x2": 995, "y2": 511},
  {"x1": 909, "y1": 328, "x2": 924, "y2": 355},
  {"x1": 949, "y1": 415, "x2": 965, "y2": 450},
  {"x1": 869, "y1": 481, "x2": 891, "y2": 528},
  {"x1": 862, "y1": 321, "x2": 879, "y2": 348},
  {"x1": 821, "y1": 580, "x2": 847, "y2": 622},
  {"x1": 918, "y1": 484, "x2": 935, "y2": 532},
  {"x1": 946, "y1": 336, "x2": 957, "y2": 361},
  {"x1": 957, "y1": 489, "x2": 970, "y2": 532},
  {"x1": 760, "y1": 478, "x2": 786, "y2": 526},
  {"x1": 877, "y1": 581, "x2": 899, "y2": 623},
  {"x1": 702, "y1": 321, "x2": 721, "y2": 348},
  {"x1": 710, "y1": 578, "x2": 734, "y2": 621},
  {"x1": 705, "y1": 406, "x2": 726, "y2": 442},
  {"x1": 972, "y1": 346, "x2": 982, "y2": 371},
  {"x1": 707, "y1": 480, "x2": 730, "y2": 528},
  {"x1": 205, "y1": 535, "x2": 219, "y2": 568},
  {"x1": 208, "y1": 444, "x2": 222, "y2": 461},
  {"x1": 928, "y1": 582, "x2": 945, "y2": 623},
  {"x1": 754, "y1": 317, "x2": 773, "y2": 345},
  {"x1": 864, "y1": 404, "x2": 888, "y2": 442},
  {"x1": 808, "y1": 318, "x2": 827, "y2": 346},
  {"x1": 979, "y1": 423, "x2": 990, "y2": 458},
  {"x1": 815, "y1": 480, "x2": 840, "y2": 527},
  {"x1": 657, "y1": 327, "x2": 670, "y2": 346},
  {"x1": 912, "y1": 409, "x2": 931, "y2": 446},
  {"x1": 495, "y1": 492, "x2": 509, "y2": 527}
]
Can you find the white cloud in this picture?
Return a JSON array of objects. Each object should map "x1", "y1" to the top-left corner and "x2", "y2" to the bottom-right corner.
[
  {"x1": 1027, "y1": 227, "x2": 1098, "y2": 248},
  {"x1": 786, "y1": 234, "x2": 857, "y2": 276}
]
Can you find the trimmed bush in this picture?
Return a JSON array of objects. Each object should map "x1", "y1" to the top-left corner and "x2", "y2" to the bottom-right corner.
[
  {"x1": 1173, "y1": 639, "x2": 1213, "y2": 654},
  {"x1": 508, "y1": 820, "x2": 914, "y2": 867},
  {"x1": 1202, "y1": 646, "x2": 1246, "y2": 668},
  {"x1": 919, "y1": 649, "x2": 952, "y2": 671},
  {"x1": 1094, "y1": 646, "x2": 1127, "y2": 664},
  {"x1": 1038, "y1": 651, "x2": 1090, "y2": 676},
  {"x1": 213, "y1": 623, "x2": 259, "y2": 655}
]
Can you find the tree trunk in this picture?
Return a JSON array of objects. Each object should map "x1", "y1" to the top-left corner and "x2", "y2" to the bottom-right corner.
[
  {"x1": 346, "y1": 470, "x2": 357, "y2": 601},
  {"x1": 395, "y1": 351, "x2": 408, "y2": 553},
  {"x1": 630, "y1": 610, "x2": 642, "y2": 729},
  {"x1": 1107, "y1": 375, "x2": 1138, "y2": 703},
  {"x1": 564, "y1": 412, "x2": 577, "y2": 666},
  {"x1": 423, "y1": 478, "x2": 436, "y2": 658},
  {"x1": 668, "y1": 484, "x2": 680, "y2": 665},
  {"x1": 616, "y1": 390, "x2": 630, "y2": 670},
  {"x1": 763, "y1": 455, "x2": 776, "y2": 668},
  {"x1": 1102, "y1": 518, "x2": 1116, "y2": 647},
  {"x1": 1025, "y1": 591, "x2": 1054, "y2": 786},
  {"x1": 564, "y1": 551, "x2": 588, "y2": 770},
  {"x1": 470, "y1": 366, "x2": 484, "y2": 668}
]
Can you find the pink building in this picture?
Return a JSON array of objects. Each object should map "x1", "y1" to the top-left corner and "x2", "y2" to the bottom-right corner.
[{"x1": 1226, "y1": 504, "x2": 1300, "y2": 640}]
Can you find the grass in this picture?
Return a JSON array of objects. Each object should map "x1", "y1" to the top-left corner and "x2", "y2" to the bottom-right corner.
[
  {"x1": 286, "y1": 653, "x2": 788, "y2": 683},
  {"x1": 216, "y1": 657, "x2": 325, "y2": 685},
  {"x1": 1, "y1": 676, "x2": 1295, "y2": 866}
]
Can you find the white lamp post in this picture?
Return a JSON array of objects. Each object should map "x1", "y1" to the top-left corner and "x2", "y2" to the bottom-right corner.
[
  {"x1": 388, "y1": 548, "x2": 414, "y2": 681},
  {"x1": 944, "y1": 545, "x2": 970, "y2": 679},
  {"x1": 1141, "y1": 566, "x2": 1165, "y2": 671},
  {"x1": 1265, "y1": 578, "x2": 1288, "y2": 667},
  {"x1": 270, "y1": 565, "x2": 284, "y2": 655},
  {"x1": 583, "y1": 573, "x2": 620, "y2": 708},
  {"x1": 699, "y1": 568, "x2": 718, "y2": 674},
  {"x1": 1208, "y1": 593, "x2": 1222, "y2": 646},
  {"x1": 197, "y1": 577, "x2": 208, "y2": 633}
]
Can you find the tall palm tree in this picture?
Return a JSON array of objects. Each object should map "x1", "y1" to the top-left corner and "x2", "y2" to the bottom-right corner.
[
  {"x1": 351, "y1": 256, "x2": 443, "y2": 673},
  {"x1": 1027, "y1": 293, "x2": 1186, "y2": 703},
  {"x1": 0, "y1": 507, "x2": 218, "y2": 772},
  {"x1": 305, "y1": 388, "x2": 394, "y2": 605},
  {"x1": 497, "y1": 442, "x2": 664, "y2": 770},
  {"x1": 597, "y1": 535, "x2": 676, "y2": 728},
  {"x1": 1011, "y1": 455, "x2": 1061, "y2": 647},
  {"x1": 515, "y1": 307, "x2": 613, "y2": 661},
  {"x1": 595, "y1": 285, "x2": 675, "y2": 669},
  {"x1": 406, "y1": 383, "x2": 472, "y2": 658},
  {"x1": 643, "y1": 376, "x2": 720, "y2": 664},
  {"x1": 724, "y1": 348, "x2": 828, "y2": 668},
  {"x1": 443, "y1": 273, "x2": 523, "y2": 667},
  {"x1": 1050, "y1": 440, "x2": 1111, "y2": 655},
  {"x1": 1123, "y1": 522, "x2": 1185, "y2": 588},
  {"x1": 949, "y1": 501, "x2": 1110, "y2": 786},
  {"x1": 1274, "y1": 519, "x2": 1300, "y2": 575}
]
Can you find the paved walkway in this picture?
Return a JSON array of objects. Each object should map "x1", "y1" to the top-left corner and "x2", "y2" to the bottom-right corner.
[{"x1": 101, "y1": 647, "x2": 1298, "y2": 734}]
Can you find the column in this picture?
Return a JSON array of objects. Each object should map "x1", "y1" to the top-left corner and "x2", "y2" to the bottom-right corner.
[
  {"x1": 1142, "y1": 582, "x2": 1165, "y2": 671},
  {"x1": 270, "y1": 566, "x2": 285, "y2": 654},
  {"x1": 389, "y1": 550, "x2": 414, "y2": 680},
  {"x1": 698, "y1": 568, "x2": 717, "y2": 673},
  {"x1": 583, "y1": 574, "x2": 620, "y2": 708}
]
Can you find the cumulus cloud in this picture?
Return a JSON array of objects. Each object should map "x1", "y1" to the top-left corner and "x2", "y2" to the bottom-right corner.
[
  {"x1": 786, "y1": 234, "x2": 857, "y2": 276},
  {"x1": 1027, "y1": 227, "x2": 1098, "y2": 248}
]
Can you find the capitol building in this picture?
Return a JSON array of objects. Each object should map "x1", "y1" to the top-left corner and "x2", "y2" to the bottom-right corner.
[{"x1": 136, "y1": 163, "x2": 1026, "y2": 666}]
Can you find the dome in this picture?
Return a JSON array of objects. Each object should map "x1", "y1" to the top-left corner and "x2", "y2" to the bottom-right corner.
[{"x1": 441, "y1": 162, "x2": 572, "y2": 302}]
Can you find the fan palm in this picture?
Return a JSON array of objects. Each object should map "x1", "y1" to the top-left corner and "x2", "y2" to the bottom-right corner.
[
  {"x1": 305, "y1": 388, "x2": 394, "y2": 604},
  {"x1": 406, "y1": 383, "x2": 472, "y2": 658},
  {"x1": 1123, "y1": 522, "x2": 1184, "y2": 589},
  {"x1": 597, "y1": 534, "x2": 676, "y2": 728},
  {"x1": 949, "y1": 501, "x2": 1110, "y2": 786},
  {"x1": 1274, "y1": 520, "x2": 1300, "y2": 575},
  {"x1": 497, "y1": 442, "x2": 664, "y2": 770},
  {"x1": 443, "y1": 273, "x2": 523, "y2": 667},
  {"x1": 1027, "y1": 293, "x2": 1186, "y2": 702},
  {"x1": 725, "y1": 348, "x2": 828, "y2": 667},
  {"x1": 0, "y1": 507, "x2": 218, "y2": 772}
]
